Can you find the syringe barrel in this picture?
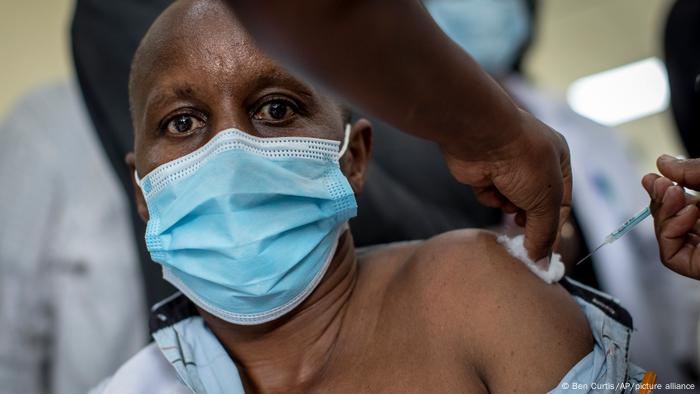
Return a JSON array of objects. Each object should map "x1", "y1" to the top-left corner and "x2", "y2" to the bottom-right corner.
[{"x1": 609, "y1": 206, "x2": 651, "y2": 240}]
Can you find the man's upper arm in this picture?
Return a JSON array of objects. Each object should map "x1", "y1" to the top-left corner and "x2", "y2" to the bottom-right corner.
[{"x1": 412, "y1": 230, "x2": 594, "y2": 393}]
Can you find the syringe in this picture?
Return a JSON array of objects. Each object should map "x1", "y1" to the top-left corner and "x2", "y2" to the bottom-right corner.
[{"x1": 575, "y1": 206, "x2": 651, "y2": 266}]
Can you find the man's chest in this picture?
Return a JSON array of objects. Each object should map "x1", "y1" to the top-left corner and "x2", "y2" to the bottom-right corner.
[{"x1": 307, "y1": 341, "x2": 488, "y2": 394}]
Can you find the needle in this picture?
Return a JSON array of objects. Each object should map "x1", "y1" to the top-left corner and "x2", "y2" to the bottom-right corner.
[{"x1": 575, "y1": 242, "x2": 606, "y2": 266}]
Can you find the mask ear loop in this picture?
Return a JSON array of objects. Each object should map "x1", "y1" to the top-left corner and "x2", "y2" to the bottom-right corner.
[
  {"x1": 338, "y1": 123, "x2": 351, "y2": 158},
  {"x1": 338, "y1": 124, "x2": 353, "y2": 233},
  {"x1": 134, "y1": 170, "x2": 143, "y2": 190}
]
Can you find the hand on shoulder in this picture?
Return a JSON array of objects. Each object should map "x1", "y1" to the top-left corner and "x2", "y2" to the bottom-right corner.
[{"x1": 396, "y1": 229, "x2": 593, "y2": 392}]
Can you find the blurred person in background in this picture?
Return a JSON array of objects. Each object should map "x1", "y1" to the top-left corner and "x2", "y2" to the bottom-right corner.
[
  {"x1": 424, "y1": 0, "x2": 700, "y2": 385},
  {"x1": 72, "y1": 0, "x2": 176, "y2": 311},
  {"x1": 664, "y1": 0, "x2": 700, "y2": 159},
  {"x1": 0, "y1": 80, "x2": 147, "y2": 394},
  {"x1": 663, "y1": 0, "x2": 700, "y2": 380}
]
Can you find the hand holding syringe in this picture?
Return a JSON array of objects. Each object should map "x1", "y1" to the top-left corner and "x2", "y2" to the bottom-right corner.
[
  {"x1": 576, "y1": 185, "x2": 698, "y2": 266},
  {"x1": 578, "y1": 159, "x2": 700, "y2": 274},
  {"x1": 641, "y1": 156, "x2": 700, "y2": 280}
]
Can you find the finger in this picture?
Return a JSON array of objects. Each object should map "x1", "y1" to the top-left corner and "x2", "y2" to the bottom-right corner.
[
  {"x1": 524, "y1": 210, "x2": 559, "y2": 263},
  {"x1": 556, "y1": 134, "x2": 572, "y2": 242},
  {"x1": 663, "y1": 242, "x2": 700, "y2": 280},
  {"x1": 658, "y1": 204, "x2": 700, "y2": 280},
  {"x1": 523, "y1": 190, "x2": 561, "y2": 262},
  {"x1": 657, "y1": 155, "x2": 700, "y2": 190},
  {"x1": 658, "y1": 205, "x2": 698, "y2": 277},
  {"x1": 552, "y1": 204, "x2": 571, "y2": 253},
  {"x1": 558, "y1": 159, "x2": 572, "y2": 227},
  {"x1": 657, "y1": 185, "x2": 687, "y2": 223},
  {"x1": 688, "y1": 232, "x2": 700, "y2": 246},
  {"x1": 659, "y1": 204, "x2": 699, "y2": 240},
  {"x1": 652, "y1": 176, "x2": 675, "y2": 202},
  {"x1": 474, "y1": 186, "x2": 506, "y2": 208},
  {"x1": 514, "y1": 210, "x2": 526, "y2": 227},
  {"x1": 522, "y1": 134, "x2": 569, "y2": 262},
  {"x1": 641, "y1": 173, "x2": 660, "y2": 196}
]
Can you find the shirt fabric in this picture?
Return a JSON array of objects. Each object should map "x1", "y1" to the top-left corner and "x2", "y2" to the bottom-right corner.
[{"x1": 92, "y1": 277, "x2": 646, "y2": 394}]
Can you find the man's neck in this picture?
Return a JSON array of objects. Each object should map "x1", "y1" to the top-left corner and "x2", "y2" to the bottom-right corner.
[{"x1": 199, "y1": 230, "x2": 358, "y2": 393}]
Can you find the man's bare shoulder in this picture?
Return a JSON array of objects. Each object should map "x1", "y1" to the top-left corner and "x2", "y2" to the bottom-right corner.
[{"x1": 384, "y1": 229, "x2": 594, "y2": 392}]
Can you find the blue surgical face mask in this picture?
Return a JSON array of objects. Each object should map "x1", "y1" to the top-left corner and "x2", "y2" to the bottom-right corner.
[
  {"x1": 135, "y1": 125, "x2": 357, "y2": 325},
  {"x1": 425, "y1": 0, "x2": 531, "y2": 77}
]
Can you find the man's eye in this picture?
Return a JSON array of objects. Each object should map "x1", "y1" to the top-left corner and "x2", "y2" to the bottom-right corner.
[
  {"x1": 254, "y1": 100, "x2": 296, "y2": 122},
  {"x1": 165, "y1": 114, "x2": 205, "y2": 135}
]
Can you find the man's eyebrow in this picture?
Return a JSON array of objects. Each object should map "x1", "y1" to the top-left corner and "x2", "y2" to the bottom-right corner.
[
  {"x1": 252, "y1": 71, "x2": 315, "y2": 99},
  {"x1": 148, "y1": 85, "x2": 199, "y2": 109}
]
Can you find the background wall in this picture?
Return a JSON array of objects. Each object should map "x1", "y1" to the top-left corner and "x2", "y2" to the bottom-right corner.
[
  {"x1": 0, "y1": 0, "x2": 74, "y2": 119},
  {"x1": 526, "y1": 0, "x2": 684, "y2": 173}
]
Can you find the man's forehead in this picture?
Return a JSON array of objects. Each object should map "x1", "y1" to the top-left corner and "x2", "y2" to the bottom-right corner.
[
  {"x1": 145, "y1": 0, "x2": 255, "y2": 59},
  {"x1": 144, "y1": 69, "x2": 316, "y2": 109},
  {"x1": 165, "y1": 0, "x2": 241, "y2": 32},
  {"x1": 131, "y1": 0, "x2": 343, "y2": 138},
  {"x1": 131, "y1": 0, "x2": 281, "y2": 106}
]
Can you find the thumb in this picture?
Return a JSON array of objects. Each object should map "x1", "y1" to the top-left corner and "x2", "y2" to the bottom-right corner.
[
  {"x1": 523, "y1": 198, "x2": 560, "y2": 263},
  {"x1": 657, "y1": 155, "x2": 700, "y2": 190}
]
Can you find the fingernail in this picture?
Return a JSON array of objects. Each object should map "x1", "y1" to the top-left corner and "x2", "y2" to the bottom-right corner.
[{"x1": 659, "y1": 154, "x2": 675, "y2": 162}]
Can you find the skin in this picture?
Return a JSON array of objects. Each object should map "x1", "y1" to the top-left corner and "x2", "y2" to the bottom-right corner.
[
  {"x1": 128, "y1": 1, "x2": 592, "y2": 392},
  {"x1": 226, "y1": 0, "x2": 572, "y2": 264},
  {"x1": 642, "y1": 155, "x2": 700, "y2": 279}
]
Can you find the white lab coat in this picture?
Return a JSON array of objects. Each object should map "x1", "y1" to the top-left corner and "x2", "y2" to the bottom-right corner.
[
  {"x1": 88, "y1": 344, "x2": 190, "y2": 394},
  {"x1": 0, "y1": 80, "x2": 147, "y2": 394}
]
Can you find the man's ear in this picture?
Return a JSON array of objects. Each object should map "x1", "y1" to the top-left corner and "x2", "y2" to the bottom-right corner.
[
  {"x1": 126, "y1": 152, "x2": 149, "y2": 222},
  {"x1": 341, "y1": 118, "x2": 372, "y2": 195}
]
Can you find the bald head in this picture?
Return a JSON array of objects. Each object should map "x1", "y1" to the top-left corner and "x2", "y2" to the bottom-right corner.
[
  {"x1": 129, "y1": 0, "x2": 351, "y2": 147},
  {"x1": 129, "y1": 0, "x2": 255, "y2": 122}
]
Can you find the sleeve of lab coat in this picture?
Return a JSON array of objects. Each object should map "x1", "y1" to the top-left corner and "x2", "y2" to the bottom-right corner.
[{"x1": 0, "y1": 93, "x2": 62, "y2": 394}]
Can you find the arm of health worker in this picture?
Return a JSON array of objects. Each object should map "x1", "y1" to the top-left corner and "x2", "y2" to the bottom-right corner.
[
  {"x1": 226, "y1": 0, "x2": 572, "y2": 264},
  {"x1": 643, "y1": 155, "x2": 700, "y2": 279}
]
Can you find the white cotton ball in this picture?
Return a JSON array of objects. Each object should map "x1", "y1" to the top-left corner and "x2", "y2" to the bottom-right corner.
[{"x1": 496, "y1": 234, "x2": 565, "y2": 284}]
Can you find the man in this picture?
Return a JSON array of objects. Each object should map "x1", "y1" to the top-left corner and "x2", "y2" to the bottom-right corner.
[{"x1": 94, "y1": 1, "x2": 646, "y2": 392}]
